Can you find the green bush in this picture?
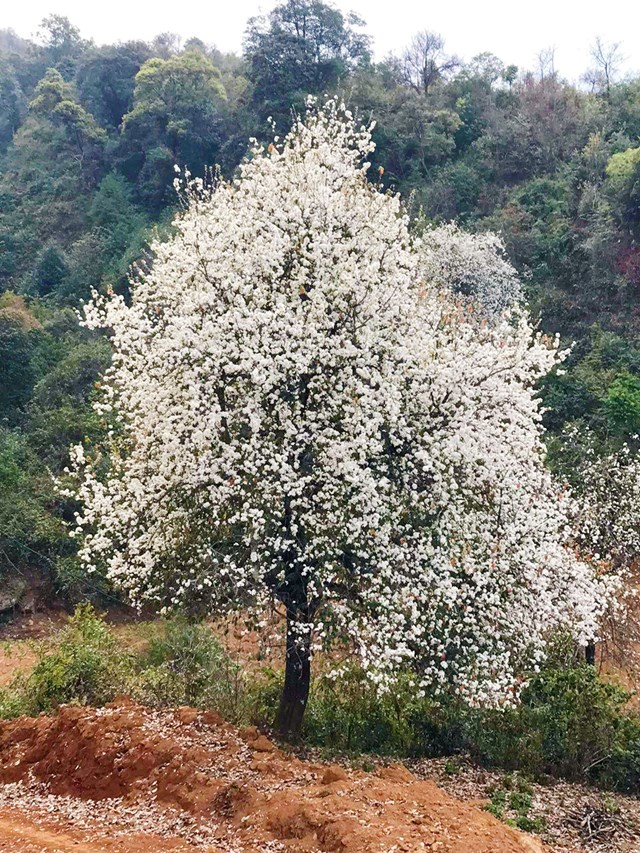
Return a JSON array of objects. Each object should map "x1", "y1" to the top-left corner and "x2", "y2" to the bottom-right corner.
[
  {"x1": 605, "y1": 373, "x2": 640, "y2": 433},
  {"x1": 10, "y1": 603, "x2": 133, "y2": 714},
  {"x1": 303, "y1": 665, "x2": 415, "y2": 755},
  {"x1": 295, "y1": 657, "x2": 640, "y2": 792},
  {"x1": 0, "y1": 684, "x2": 30, "y2": 719},
  {"x1": 466, "y1": 664, "x2": 640, "y2": 790},
  {"x1": 242, "y1": 665, "x2": 283, "y2": 729},
  {"x1": 302, "y1": 665, "x2": 469, "y2": 757},
  {"x1": 131, "y1": 618, "x2": 244, "y2": 720}
]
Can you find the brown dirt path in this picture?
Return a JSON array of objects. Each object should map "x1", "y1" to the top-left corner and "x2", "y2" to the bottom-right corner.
[{"x1": 0, "y1": 808, "x2": 207, "y2": 851}]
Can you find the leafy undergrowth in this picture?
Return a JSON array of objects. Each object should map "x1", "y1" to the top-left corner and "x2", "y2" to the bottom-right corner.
[
  {"x1": 412, "y1": 757, "x2": 640, "y2": 852},
  {"x1": 301, "y1": 660, "x2": 640, "y2": 793},
  {"x1": 484, "y1": 774, "x2": 548, "y2": 834}
]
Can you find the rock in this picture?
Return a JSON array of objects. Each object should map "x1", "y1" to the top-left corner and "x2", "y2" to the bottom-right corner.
[
  {"x1": 251, "y1": 734, "x2": 276, "y2": 753},
  {"x1": 321, "y1": 765, "x2": 348, "y2": 784},
  {"x1": 377, "y1": 764, "x2": 414, "y2": 783},
  {"x1": 0, "y1": 576, "x2": 28, "y2": 613}
]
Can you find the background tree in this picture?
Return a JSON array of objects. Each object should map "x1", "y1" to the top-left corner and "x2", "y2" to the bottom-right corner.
[
  {"x1": 120, "y1": 50, "x2": 226, "y2": 211},
  {"x1": 76, "y1": 42, "x2": 151, "y2": 131},
  {"x1": 244, "y1": 0, "x2": 370, "y2": 124},
  {"x1": 399, "y1": 31, "x2": 459, "y2": 96},
  {"x1": 35, "y1": 15, "x2": 88, "y2": 79},
  {"x1": 0, "y1": 293, "x2": 41, "y2": 423},
  {"x1": 0, "y1": 57, "x2": 26, "y2": 152},
  {"x1": 0, "y1": 67, "x2": 106, "y2": 294},
  {"x1": 584, "y1": 37, "x2": 624, "y2": 98}
]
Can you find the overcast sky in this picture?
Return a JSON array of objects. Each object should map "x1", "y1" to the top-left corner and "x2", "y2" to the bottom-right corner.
[{"x1": 3, "y1": 0, "x2": 639, "y2": 83}]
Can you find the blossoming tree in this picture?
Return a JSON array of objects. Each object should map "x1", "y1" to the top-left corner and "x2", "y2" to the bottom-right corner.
[
  {"x1": 574, "y1": 441, "x2": 640, "y2": 573},
  {"x1": 571, "y1": 439, "x2": 639, "y2": 663},
  {"x1": 69, "y1": 100, "x2": 610, "y2": 735},
  {"x1": 419, "y1": 222, "x2": 523, "y2": 318}
]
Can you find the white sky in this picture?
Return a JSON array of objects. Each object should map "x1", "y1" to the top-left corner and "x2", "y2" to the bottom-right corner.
[{"x1": 2, "y1": 0, "x2": 639, "y2": 83}]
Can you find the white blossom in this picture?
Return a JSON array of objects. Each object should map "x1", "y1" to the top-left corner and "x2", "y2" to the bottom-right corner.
[
  {"x1": 68, "y1": 99, "x2": 611, "y2": 707},
  {"x1": 573, "y1": 438, "x2": 640, "y2": 572},
  {"x1": 419, "y1": 222, "x2": 523, "y2": 318}
]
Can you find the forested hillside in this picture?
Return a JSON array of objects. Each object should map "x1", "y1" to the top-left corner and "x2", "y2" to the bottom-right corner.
[{"x1": 0, "y1": 7, "x2": 639, "y2": 603}]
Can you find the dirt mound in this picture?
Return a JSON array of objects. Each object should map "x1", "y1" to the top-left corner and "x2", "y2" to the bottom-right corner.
[{"x1": 0, "y1": 701, "x2": 545, "y2": 852}]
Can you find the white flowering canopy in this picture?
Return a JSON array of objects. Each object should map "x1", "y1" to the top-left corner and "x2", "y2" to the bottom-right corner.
[
  {"x1": 574, "y1": 440, "x2": 640, "y2": 572},
  {"x1": 419, "y1": 222, "x2": 523, "y2": 318},
  {"x1": 70, "y1": 99, "x2": 610, "y2": 707}
]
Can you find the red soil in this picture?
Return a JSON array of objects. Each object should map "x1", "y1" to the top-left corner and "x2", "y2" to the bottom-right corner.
[{"x1": 0, "y1": 699, "x2": 545, "y2": 852}]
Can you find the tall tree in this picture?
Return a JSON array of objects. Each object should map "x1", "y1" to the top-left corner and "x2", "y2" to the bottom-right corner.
[
  {"x1": 399, "y1": 31, "x2": 459, "y2": 95},
  {"x1": 244, "y1": 0, "x2": 370, "y2": 124},
  {"x1": 69, "y1": 102, "x2": 608, "y2": 736},
  {"x1": 0, "y1": 69, "x2": 106, "y2": 293},
  {"x1": 120, "y1": 50, "x2": 226, "y2": 211},
  {"x1": 0, "y1": 58, "x2": 26, "y2": 152},
  {"x1": 35, "y1": 15, "x2": 89, "y2": 79},
  {"x1": 584, "y1": 37, "x2": 624, "y2": 98},
  {"x1": 76, "y1": 43, "x2": 151, "y2": 131}
]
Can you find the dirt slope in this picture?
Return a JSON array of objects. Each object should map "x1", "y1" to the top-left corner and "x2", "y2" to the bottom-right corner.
[{"x1": 0, "y1": 700, "x2": 544, "y2": 852}]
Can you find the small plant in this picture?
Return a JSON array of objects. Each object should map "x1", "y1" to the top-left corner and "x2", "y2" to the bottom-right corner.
[
  {"x1": 512, "y1": 815, "x2": 547, "y2": 833},
  {"x1": 486, "y1": 789, "x2": 507, "y2": 820},
  {"x1": 485, "y1": 774, "x2": 546, "y2": 834},
  {"x1": 508, "y1": 790, "x2": 533, "y2": 812},
  {"x1": 603, "y1": 795, "x2": 621, "y2": 815},
  {"x1": 0, "y1": 685, "x2": 29, "y2": 719}
]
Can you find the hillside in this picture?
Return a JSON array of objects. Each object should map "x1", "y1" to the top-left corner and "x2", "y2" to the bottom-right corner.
[{"x1": 0, "y1": 7, "x2": 639, "y2": 604}]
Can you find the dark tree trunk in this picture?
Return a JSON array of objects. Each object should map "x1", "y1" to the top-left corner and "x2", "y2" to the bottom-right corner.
[
  {"x1": 585, "y1": 641, "x2": 596, "y2": 666},
  {"x1": 275, "y1": 608, "x2": 311, "y2": 738}
]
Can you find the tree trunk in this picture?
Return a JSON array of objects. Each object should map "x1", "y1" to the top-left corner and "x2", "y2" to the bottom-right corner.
[
  {"x1": 275, "y1": 609, "x2": 311, "y2": 738},
  {"x1": 585, "y1": 641, "x2": 596, "y2": 666}
]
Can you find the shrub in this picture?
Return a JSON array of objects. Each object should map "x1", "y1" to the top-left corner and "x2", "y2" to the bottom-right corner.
[
  {"x1": 131, "y1": 618, "x2": 244, "y2": 720},
  {"x1": 296, "y1": 656, "x2": 640, "y2": 791},
  {"x1": 302, "y1": 664, "x2": 469, "y2": 757},
  {"x1": 302, "y1": 665, "x2": 414, "y2": 755},
  {"x1": 466, "y1": 664, "x2": 640, "y2": 790},
  {"x1": 0, "y1": 685, "x2": 29, "y2": 719},
  {"x1": 2, "y1": 607, "x2": 639, "y2": 793},
  {"x1": 605, "y1": 373, "x2": 640, "y2": 433},
  {"x1": 12, "y1": 603, "x2": 133, "y2": 714}
]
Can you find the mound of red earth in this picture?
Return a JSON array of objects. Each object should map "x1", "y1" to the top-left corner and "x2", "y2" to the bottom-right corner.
[{"x1": 0, "y1": 700, "x2": 545, "y2": 852}]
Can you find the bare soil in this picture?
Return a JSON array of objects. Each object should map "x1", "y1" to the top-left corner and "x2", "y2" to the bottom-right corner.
[
  {"x1": 0, "y1": 699, "x2": 546, "y2": 852},
  {"x1": 1, "y1": 610, "x2": 639, "y2": 852}
]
